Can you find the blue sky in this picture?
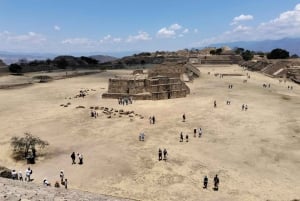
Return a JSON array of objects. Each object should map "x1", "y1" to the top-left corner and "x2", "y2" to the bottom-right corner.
[{"x1": 0, "y1": 0, "x2": 300, "y2": 54}]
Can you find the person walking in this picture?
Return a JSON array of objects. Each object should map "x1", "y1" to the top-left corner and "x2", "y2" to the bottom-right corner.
[
  {"x1": 198, "y1": 128, "x2": 202, "y2": 138},
  {"x1": 203, "y1": 176, "x2": 208, "y2": 189},
  {"x1": 180, "y1": 132, "x2": 183, "y2": 142},
  {"x1": 163, "y1": 148, "x2": 168, "y2": 161},
  {"x1": 182, "y1": 113, "x2": 186, "y2": 122},
  {"x1": 78, "y1": 153, "x2": 83, "y2": 165},
  {"x1": 158, "y1": 148, "x2": 162, "y2": 161},
  {"x1": 186, "y1": 134, "x2": 189, "y2": 142},
  {"x1": 25, "y1": 167, "x2": 32, "y2": 182},
  {"x1": 18, "y1": 171, "x2": 23, "y2": 181},
  {"x1": 64, "y1": 178, "x2": 68, "y2": 189},
  {"x1": 60, "y1": 170, "x2": 64, "y2": 184},
  {"x1": 194, "y1": 129, "x2": 197, "y2": 137},
  {"x1": 71, "y1": 152, "x2": 76, "y2": 164},
  {"x1": 214, "y1": 174, "x2": 220, "y2": 191},
  {"x1": 214, "y1": 100, "x2": 217, "y2": 108}
]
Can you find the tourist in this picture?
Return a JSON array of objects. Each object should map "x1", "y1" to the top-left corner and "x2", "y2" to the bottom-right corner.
[
  {"x1": 198, "y1": 128, "x2": 202, "y2": 138},
  {"x1": 242, "y1": 104, "x2": 245, "y2": 111},
  {"x1": 158, "y1": 148, "x2": 162, "y2": 161},
  {"x1": 18, "y1": 171, "x2": 23, "y2": 181},
  {"x1": 203, "y1": 176, "x2": 208, "y2": 189},
  {"x1": 152, "y1": 116, "x2": 155, "y2": 124},
  {"x1": 180, "y1": 132, "x2": 183, "y2": 142},
  {"x1": 182, "y1": 113, "x2": 186, "y2": 122},
  {"x1": 54, "y1": 181, "x2": 60, "y2": 188},
  {"x1": 149, "y1": 116, "x2": 152, "y2": 124},
  {"x1": 194, "y1": 129, "x2": 197, "y2": 137},
  {"x1": 60, "y1": 170, "x2": 64, "y2": 183},
  {"x1": 71, "y1": 152, "x2": 76, "y2": 164},
  {"x1": 214, "y1": 174, "x2": 219, "y2": 191},
  {"x1": 163, "y1": 148, "x2": 168, "y2": 161},
  {"x1": 214, "y1": 100, "x2": 217, "y2": 108},
  {"x1": 78, "y1": 153, "x2": 83, "y2": 165},
  {"x1": 245, "y1": 104, "x2": 248, "y2": 111},
  {"x1": 186, "y1": 134, "x2": 189, "y2": 142},
  {"x1": 141, "y1": 132, "x2": 145, "y2": 141},
  {"x1": 11, "y1": 169, "x2": 17, "y2": 180},
  {"x1": 25, "y1": 167, "x2": 32, "y2": 182},
  {"x1": 43, "y1": 178, "x2": 51, "y2": 186},
  {"x1": 291, "y1": 86, "x2": 293, "y2": 90},
  {"x1": 64, "y1": 178, "x2": 68, "y2": 189}
]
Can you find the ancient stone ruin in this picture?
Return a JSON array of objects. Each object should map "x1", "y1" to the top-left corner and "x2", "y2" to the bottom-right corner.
[{"x1": 102, "y1": 62, "x2": 197, "y2": 100}]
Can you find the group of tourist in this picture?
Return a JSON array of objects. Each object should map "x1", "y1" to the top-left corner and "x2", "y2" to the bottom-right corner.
[
  {"x1": 118, "y1": 97, "x2": 133, "y2": 105},
  {"x1": 203, "y1": 175, "x2": 220, "y2": 191},
  {"x1": 241, "y1": 104, "x2": 248, "y2": 111},
  {"x1": 149, "y1": 116, "x2": 156, "y2": 124},
  {"x1": 158, "y1": 148, "x2": 168, "y2": 161},
  {"x1": 288, "y1": 85, "x2": 294, "y2": 90},
  {"x1": 262, "y1": 83, "x2": 271, "y2": 88},
  {"x1": 90, "y1": 110, "x2": 99, "y2": 118},
  {"x1": 71, "y1": 152, "x2": 84, "y2": 165},
  {"x1": 228, "y1": 84, "x2": 233, "y2": 89},
  {"x1": 193, "y1": 128, "x2": 202, "y2": 138},
  {"x1": 11, "y1": 167, "x2": 32, "y2": 182},
  {"x1": 180, "y1": 132, "x2": 189, "y2": 142},
  {"x1": 42, "y1": 170, "x2": 68, "y2": 189}
]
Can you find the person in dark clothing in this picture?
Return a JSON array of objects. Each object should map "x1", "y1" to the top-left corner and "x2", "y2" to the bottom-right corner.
[
  {"x1": 214, "y1": 100, "x2": 217, "y2": 108},
  {"x1": 180, "y1": 132, "x2": 183, "y2": 142},
  {"x1": 182, "y1": 113, "x2": 186, "y2": 122},
  {"x1": 214, "y1": 174, "x2": 219, "y2": 191},
  {"x1": 158, "y1": 148, "x2": 162, "y2": 161},
  {"x1": 152, "y1": 116, "x2": 155, "y2": 124},
  {"x1": 71, "y1": 152, "x2": 76, "y2": 164},
  {"x1": 194, "y1": 129, "x2": 197, "y2": 137},
  {"x1": 186, "y1": 134, "x2": 189, "y2": 142},
  {"x1": 163, "y1": 148, "x2": 168, "y2": 161},
  {"x1": 203, "y1": 176, "x2": 208, "y2": 189}
]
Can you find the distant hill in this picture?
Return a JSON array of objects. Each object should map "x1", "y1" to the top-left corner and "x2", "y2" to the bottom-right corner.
[
  {"x1": 89, "y1": 55, "x2": 117, "y2": 63},
  {"x1": 0, "y1": 51, "x2": 57, "y2": 65},
  {"x1": 209, "y1": 38, "x2": 300, "y2": 56},
  {"x1": 0, "y1": 59, "x2": 6, "y2": 66}
]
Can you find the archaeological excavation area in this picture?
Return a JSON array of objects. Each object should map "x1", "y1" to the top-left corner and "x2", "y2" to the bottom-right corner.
[{"x1": 0, "y1": 65, "x2": 299, "y2": 201}]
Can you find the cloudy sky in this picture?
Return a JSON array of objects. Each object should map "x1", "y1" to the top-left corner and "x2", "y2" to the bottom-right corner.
[{"x1": 0, "y1": 0, "x2": 299, "y2": 53}]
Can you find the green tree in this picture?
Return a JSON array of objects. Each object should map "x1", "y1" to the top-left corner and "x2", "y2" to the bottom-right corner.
[
  {"x1": 11, "y1": 132, "x2": 49, "y2": 160},
  {"x1": 9, "y1": 64, "x2": 22, "y2": 73},
  {"x1": 242, "y1": 50, "x2": 254, "y2": 61},
  {"x1": 267, "y1": 48, "x2": 289, "y2": 59},
  {"x1": 234, "y1": 47, "x2": 245, "y2": 55},
  {"x1": 210, "y1": 50, "x2": 216, "y2": 55},
  {"x1": 215, "y1": 48, "x2": 223, "y2": 55},
  {"x1": 56, "y1": 58, "x2": 69, "y2": 69}
]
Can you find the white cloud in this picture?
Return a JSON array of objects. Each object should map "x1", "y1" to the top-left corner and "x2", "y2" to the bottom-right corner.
[
  {"x1": 126, "y1": 31, "x2": 151, "y2": 42},
  {"x1": 231, "y1": 14, "x2": 254, "y2": 25},
  {"x1": 198, "y1": 3, "x2": 300, "y2": 46},
  {"x1": 0, "y1": 31, "x2": 46, "y2": 44},
  {"x1": 61, "y1": 38, "x2": 93, "y2": 45},
  {"x1": 157, "y1": 27, "x2": 176, "y2": 38},
  {"x1": 54, "y1": 25, "x2": 61, "y2": 31},
  {"x1": 194, "y1": 28, "x2": 198, "y2": 33},
  {"x1": 157, "y1": 23, "x2": 186, "y2": 38},
  {"x1": 169, "y1": 23, "x2": 182, "y2": 30},
  {"x1": 100, "y1": 34, "x2": 122, "y2": 43},
  {"x1": 182, "y1": 28, "x2": 189, "y2": 34}
]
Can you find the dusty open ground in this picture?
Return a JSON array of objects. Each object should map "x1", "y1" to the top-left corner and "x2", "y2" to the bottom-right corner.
[{"x1": 0, "y1": 65, "x2": 299, "y2": 201}]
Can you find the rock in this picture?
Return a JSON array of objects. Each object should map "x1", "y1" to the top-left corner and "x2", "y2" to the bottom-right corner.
[
  {"x1": 64, "y1": 105, "x2": 68, "y2": 107},
  {"x1": 94, "y1": 106, "x2": 99, "y2": 110},
  {"x1": 107, "y1": 115, "x2": 111, "y2": 118},
  {"x1": 0, "y1": 166, "x2": 11, "y2": 179},
  {"x1": 90, "y1": 107, "x2": 94, "y2": 109},
  {"x1": 76, "y1": 106, "x2": 85, "y2": 109}
]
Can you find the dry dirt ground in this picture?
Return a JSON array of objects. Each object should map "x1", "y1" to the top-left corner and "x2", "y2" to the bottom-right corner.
[{"x1": 0, "y1": 65, "x2": 299, "y2": 201}]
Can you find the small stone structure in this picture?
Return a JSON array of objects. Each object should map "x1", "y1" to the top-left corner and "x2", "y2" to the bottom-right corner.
[
  {"x1": 102, "y1": 62, "x2": 199, "y2": 100},
  {"x1": 102, "y1": 75, "x2": 190, "y2": 100}
]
